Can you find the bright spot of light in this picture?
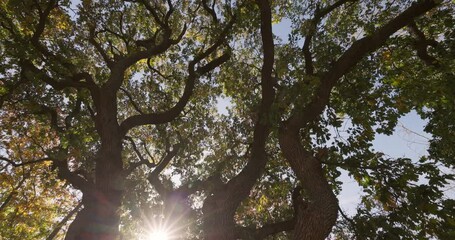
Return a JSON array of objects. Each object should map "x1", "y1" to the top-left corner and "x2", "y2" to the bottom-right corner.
[{"x1": 147, "y1": 229, "x2": 170, "y2": 240}]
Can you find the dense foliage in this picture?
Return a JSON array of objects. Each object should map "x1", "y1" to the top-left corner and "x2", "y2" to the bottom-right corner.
[{"x1": 1, "y1": 0, "x2": 454, "y2": 239}]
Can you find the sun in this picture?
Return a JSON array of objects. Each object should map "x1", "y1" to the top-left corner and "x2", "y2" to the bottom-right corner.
[{"x1": 147, "y1": 229, "x2": 170, "y2": 240}]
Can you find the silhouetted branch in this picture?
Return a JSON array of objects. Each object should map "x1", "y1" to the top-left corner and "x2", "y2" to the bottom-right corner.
[
  {"x1": 0, "y1": 156, "x2": 53, "y2": 167},
  {"x1": 287, "y1": 0, "x2": 440, "y2": 130},
  {"x1": 46, "y1": 202, "x2": 83, "y2": 240},
  {"x1": 408, "y1": 21, "x2": 439, "y2": 67}
]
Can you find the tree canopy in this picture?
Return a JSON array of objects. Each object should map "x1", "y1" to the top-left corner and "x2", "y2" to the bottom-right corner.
[{"x1": 0, "y1": 0, "x2": 454, "y2": 239}]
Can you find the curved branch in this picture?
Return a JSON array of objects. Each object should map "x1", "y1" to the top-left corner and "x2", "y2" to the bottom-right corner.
[
  {"x1": 302, "y1": 0, "x2": 357, "y2": 75},
  {"x1": 408, "y1": 21, "x2": 439, "y2": 67},
  {"x1": 20, "y1": 60, "x2": 98, "y2": 93},
  {"x1": 287, "y1": 0, "x2": 440, "y2": 130},
  {"x1": 219, "y1": 0, "x2": 276, "y2": 204},
  {"x1": 202, "y1": 0, "x2": 219, "y2": 24},
  {"x1": 119, "y1": 52, "x2": 230, "y2": 136}
]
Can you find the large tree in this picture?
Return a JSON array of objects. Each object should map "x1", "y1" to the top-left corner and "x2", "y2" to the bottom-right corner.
[{"x1": 1, "y1": 0, "x2": 454, "y2": 239}]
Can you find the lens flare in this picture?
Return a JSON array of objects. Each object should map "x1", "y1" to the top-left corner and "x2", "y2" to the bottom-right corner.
[{"x1": 147, "y1": 229, "x2": 169, "y2": 240}]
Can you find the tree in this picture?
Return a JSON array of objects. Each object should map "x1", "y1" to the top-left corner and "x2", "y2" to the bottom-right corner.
[{"x1": 0, "y1": 0, "x2": 454, "y2": 239}]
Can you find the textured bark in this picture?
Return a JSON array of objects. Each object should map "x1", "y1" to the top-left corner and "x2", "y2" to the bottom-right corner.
[
  {"x1": 202, "y1": 191, "x2": 238, "y2": 240},
  {"x1": 279, "y1": 130, "x2": 339, "y2": 240},
  {"x1": 64, "y1": 188, "x2": 123, "y2": 240},
  {"x1": 66, "y1": 90, "x2": 124, "y2": 240}
]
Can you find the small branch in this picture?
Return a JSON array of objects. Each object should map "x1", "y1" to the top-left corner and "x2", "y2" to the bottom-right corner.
[
  {"x1": 119, "y1": 24, "x2": 233, "y2": 136},
  {"x1": 338, "y1": 206, "x2": 361, "y2": 240},
  {"x1": 65, "y1": 96, "x2": 82, "y2": 129},
  {"x1": 0, "y1": 156, "x2": 53, "y2": 167},
  {"x1": 147, "y1": 61, "x2": 172, "y2": 79},
  {"x1": 124, "y1": 137, "x2": 156, "y2": 175},
  {"x1": 202, "y1": 0, "x2": 218, "y2": 24},
  {"x1": 46, "y1": 202, "x2": 83, "y2": 240},
  {"x1": 146, "y1": 143, "x2": 182, "y2": 196},
  {"x1": 33, "y1": 104, "x2": 64, "y2": 132},
  {"x1": 0, "y1": 172, "x2": 28, "y2": 212},
  {"x1": 150, "y1": 143, "x2": 181, "y2": 176},
  {"x1": 302, "y1": 0, "x2": 357, "y2": 75},
  {"x1": 89, "y1": 28, "x2": 113, "y2": 67},
  {"x1": 408, "y1": 21, "x2": 439, "y2": 67},
  {"x1": 120, "y1": 87, "x2": 145, "y2": 114}
]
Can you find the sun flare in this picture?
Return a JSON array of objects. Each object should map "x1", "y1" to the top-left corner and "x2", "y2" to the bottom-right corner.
[{"x1": 147, "y1": 229, "x2": 170, "y2": 240}]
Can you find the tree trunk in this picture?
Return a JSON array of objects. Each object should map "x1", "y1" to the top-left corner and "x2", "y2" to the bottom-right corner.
[
  {"x1": 202, "y1": 192, "x2": 237, "y2": 240},
  {"x1": 279, "y1": 129, "x2": 339, "y2": 240},
  {"x1": 66, "y1": 91, "x2": 124, "y2": 240}
]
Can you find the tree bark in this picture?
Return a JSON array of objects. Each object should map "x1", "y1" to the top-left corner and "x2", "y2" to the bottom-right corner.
[
  {"x1": 65, "y1": 90, "x2": 124, "y2": 240},
  {"x1": 279, "y1": 129, "x2": 339, "y2": 240},
  {"x1": 202, "y1": 191, "x2": 237, "y2": 240}
]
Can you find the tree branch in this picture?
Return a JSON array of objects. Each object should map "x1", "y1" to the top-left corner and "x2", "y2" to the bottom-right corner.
[
  {"x1": 20, "y1": 59, "x2": 98, "y2": 93},
  {"x1": 0, "y1": 172, "x2": 28, "y2": 212},
  {"x1": 119, "y1": 48, "x2": 231, "y2": 136},
  {"x1": 0, "y1": 156, "x2": 52, "y2": 167},
  {"x1": 302, "y1": 0, "x2": 357, "y2": 75},
  {"x1": 408, "y1": 21, "x2": 439, "y2": 67},
  {"x1": 120, "y1": 87, "x2": 145, "y2": 114},
  {"x1": 88, "y1": 28, "x2": 114, "y2": 67},
  {"x1": 46, "y1": 202, "x2": 83, "y2": 240},
  {"x1": 146, "y1": 143, "x2": 181, "y2": 196},
  {"x1": 287, "y1": 0, "x2": 440, "y2": 130},
  {"x1": 124, "y1": 137, "x2": 156, "y2": 175},
  {"x1": 202, "y1": 0, "x2": 219, "y2": 24},
  {"x1": 218, "y1": 0, "x2": 275, "y2": 203},
  {"x1": 52, "y1": 159, "x2": 91, "y2": 192}
]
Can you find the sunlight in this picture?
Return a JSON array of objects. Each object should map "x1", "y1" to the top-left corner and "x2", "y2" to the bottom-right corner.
[{"x1": 147, "y1": 229, "x2": 170, "y2": 240}]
